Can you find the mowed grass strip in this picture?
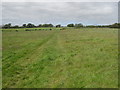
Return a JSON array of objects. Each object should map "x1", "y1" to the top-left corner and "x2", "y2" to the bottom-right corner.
[{"x1": 2, "y1": 28, "x2": 118, "y2": 88}]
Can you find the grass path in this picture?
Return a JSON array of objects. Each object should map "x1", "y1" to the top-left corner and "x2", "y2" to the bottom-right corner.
[{"x1": 3, "y1": 31, "x2": 56, "y2": 87}]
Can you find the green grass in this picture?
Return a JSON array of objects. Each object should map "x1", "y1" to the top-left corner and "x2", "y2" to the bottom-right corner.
[{"x1": 2, "y1": 28, "x2": 118, "y2": 88}]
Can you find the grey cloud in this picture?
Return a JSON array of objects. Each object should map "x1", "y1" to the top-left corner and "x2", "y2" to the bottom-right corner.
[{"x1": 2, "y1": 2, "x2": 118, "y2": 25}]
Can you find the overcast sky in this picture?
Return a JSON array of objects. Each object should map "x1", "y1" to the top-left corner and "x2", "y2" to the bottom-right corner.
[{"x1": 2, "y1": 2, "x2": 118, "y2": 26}]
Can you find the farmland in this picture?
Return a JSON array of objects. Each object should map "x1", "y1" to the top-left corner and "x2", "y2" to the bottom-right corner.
[{"x1": 2, "y1": 28, "x2": 118, "y2": 88}]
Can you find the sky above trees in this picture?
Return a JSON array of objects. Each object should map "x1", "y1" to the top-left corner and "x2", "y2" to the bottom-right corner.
[{"x1": 2, "y1": 2, "x2": 118, "y2": 26}]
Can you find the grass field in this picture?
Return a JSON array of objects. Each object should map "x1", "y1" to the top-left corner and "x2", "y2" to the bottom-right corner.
[{"x1": 2, "y1": 28, "x2": 118, "y2": 88}]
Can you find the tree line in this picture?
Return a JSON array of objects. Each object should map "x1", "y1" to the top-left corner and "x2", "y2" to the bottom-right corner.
[
  {"x1": 66, "y1": 23, "x2": 120, "y2": 28},
  {"x1": 2, "y1": 23, "x2": 120, "y2": 29}
]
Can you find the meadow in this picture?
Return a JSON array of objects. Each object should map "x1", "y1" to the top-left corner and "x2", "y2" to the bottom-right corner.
[{"x1": 2, "y1": 28, "x2": 118, "y2": 88}]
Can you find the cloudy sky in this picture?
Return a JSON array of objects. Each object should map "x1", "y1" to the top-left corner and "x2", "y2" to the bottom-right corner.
[{"x1": 2, "y1": 2, "x2": 118, "y2": 26}]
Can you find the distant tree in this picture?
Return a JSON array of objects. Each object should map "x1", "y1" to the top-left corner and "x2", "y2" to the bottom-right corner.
[
  {"x1": 42, "y1": 24, "x2": 46, "y2": 27},
  {"x1": 109, "y1": 23, "x2": 120, "y2": 28},
  {"x1": 12, "y1": 25, "x2": 19, "y2": 28},
  {"x1": 26, "y1": 23, "x2": 35, "y2": 28},
  {"x1": 42, "y1": 24, "x2": 53, "y2": 27},
  {"x1": 48, "y1": 24, "x2": 53, "y2": 27},
  {"x1": 38, "y1": 24, "x2": 42, "y2": 27},
  {"x1": 75, "y1": 23, "x2": 83, "y2": 28},
  {"x1": 67, "y1": 24, "x2": 74, "y2": 27},
  {"x1": 3, "y1": 23, "x2": 11, "y2": 28},
  {"x1": 23, "y1": 24, "x2": 27, "y2": 28},
  {"x1": 56, "y1": 24, "x2": 61, "y2": 28}
]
